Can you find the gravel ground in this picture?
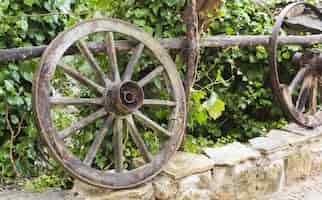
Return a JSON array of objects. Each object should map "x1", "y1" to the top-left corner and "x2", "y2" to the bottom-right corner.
[
  {"x1": 1, "y1": 174, "x2": 322, "y2": 200},
  {"x1": 0, "y1": 190, "x2": 67, "y2": 200}
]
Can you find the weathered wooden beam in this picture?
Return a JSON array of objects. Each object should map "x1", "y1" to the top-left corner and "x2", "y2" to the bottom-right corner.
[
  {"x1": 200, "y1": 34, "x2": 322, "y2": 47},
  {"x1": 2, "y1": 35, "x2": 322, "y2": 62},
  {"x1": 0, "y1": 38, "x2": 185, "y2": 62},
  {"x1": 183, "y1": 0, "x2": 199, "y2": 101}
]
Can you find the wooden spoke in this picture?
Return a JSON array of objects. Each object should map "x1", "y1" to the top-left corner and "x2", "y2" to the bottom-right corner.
[
  {"x1": 288, "y1": 66, "x2": 312, "y2": 93},
  {"x1": 296, "y1": 75, "x2": 313, "y2": 112},
  {"x1": 309, "y1": 76, "x2": 318, "y2": 114},
  {"x1": 106, "y1": 32, "x2": 120, "y2": 82},
  {"x1": 126, "y1": 116, "x2": 152, "y2": 163},
  {"x1": 133, "y1": 110, "x2": 171, "y2": 137},
  {"x1": 77, "y1": 40, "x2": 109, "y2": 86},
  {"x1": 113, "y1": 117, "x2": 123, "y2": 172},
  {"x1": 58, "y1": 63, "x2": 105, "y2": 94},
  {"x1": 138, "y1": 66, "x2": 164, "y2": 87},
  {"x1": 143, "y1": 99, "x2": 176, "y2": 107},
  {"x1": 50, "y1": 97, "x2": 104, "y2": 106},
  {"x1": 83, "y1": 116, "x2": 114, "y2": 166},
  {"x1": 57, "y1": 108, "x2": 107, "y2": 139},
  {"x1": 123, "y1": 43, "x2": 145, "y2": 81}
]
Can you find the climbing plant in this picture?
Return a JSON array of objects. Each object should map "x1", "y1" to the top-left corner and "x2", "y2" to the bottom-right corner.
[{"x1": 0, "y1": 0, "x2": 319, "y2": 189}]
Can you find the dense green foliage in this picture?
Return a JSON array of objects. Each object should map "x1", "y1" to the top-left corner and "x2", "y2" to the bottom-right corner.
[
  {"x1": 0, "y1": 0, "x2": 319, "y2": 190},
  {"x1": 0, "y1": 0, "x2": 83, "y2": 188}
]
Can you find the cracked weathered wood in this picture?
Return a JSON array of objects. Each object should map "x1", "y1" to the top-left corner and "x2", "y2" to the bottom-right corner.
[
  {"x1": 3, "y1": 35, "x2": 322, "y2": 62},
  {"x1": 143, "y1": 99, "x2": 176, "y2": 107},
  {"x1": 57, "y1": 108, "x2": 107, "y2": 139},
  {"x1": 288, "y1": 66, "x2": 312, "y2": 93},
  {"x1": 183, "y1": 0, "x2": 199, "y2": 101},
  {"x1": 58, "y1": 63, "x2": 105, "y2": 94},
  {"x1": 32, "y1": 18, "x2": 186, "y2": 189},
  {"x1": 123, "y1": 43, "x2": 144, "y2": 81},
  {"x1": 77, "y1": 40, "x2": 109, "y2": 86},
  {"x1": 126, "y1": 116, "x2": 152, "y2": 163},
  {"x1": 50, "y1": 97, "x2": 104, "y2": 106},
  {"x1": 106, "y1": 32, "x2": 120, "y2": 82},
  {"x1": 138, "y1": 66, "x2": 164, "y2": 87},
  {"x1": 133, "y1": 110, "x2": 172, "y2": 137},
  {"x1": 83, "y1": 117, "x2": 113, "y2": 166},
  {"x1": 113, "y1": 117, "x2": 124, "y2": 172}
]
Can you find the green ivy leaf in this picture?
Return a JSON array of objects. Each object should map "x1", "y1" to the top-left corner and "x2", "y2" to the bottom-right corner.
[
  {"x1": 16, "y1": 18, "x2": 28, "y2": 32},
  {"x1": 22, "y1": 72, "x2": 33, "y2": 82},
  {"x1": 57, "y1": 0, "x2": 73, "y2": 13},
  {"x1": 133, "y1": 19, "x2": 146, "y2": 27},
  {"x1": 24, "y1": 0, "x2": 34, "y2": 7},
  {"x1": 195, "y1": 110, "x2": 208, "y2": 124},
  {"x1": 4, "y1": 80, "x2": 15, "y2": 92},
  {"x1": 153, "y1": 77, "x2": 162, "y2": 90},
  {"x1": 10, "y1": 115, "x2": 19, "y2": 124},
  {"x1": 134, "y1": 8, "x2": 149, "y2": 18},
  {"x1": 225, "y1": 27, "x2": 234, "y2": 35},
  {"x1": 7, "y1": 96, "x2": 24, "y2": 106},
  {"x1": 203, "y1": 92, "x2": 225, "y2": 120},
  {"x1": 163, "y1": 0, "x2": 178, "y2": 7},
  {"x1": 83, "y1": 131, "x2": 94, "y2": 143},
  {"x1": 0, "y1": 87, "x2": 4, "y2": 96}
]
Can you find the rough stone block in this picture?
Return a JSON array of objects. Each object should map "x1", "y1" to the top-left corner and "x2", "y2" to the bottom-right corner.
[
  {"x1": 249, "y1": 137, "x2": 288, "y2": 154},
  {"x1": 309, "y1": 138, "x2": 322, "y2": 153},
  {"x1": 285, "y1": 149, "x2": 313, "y2": 185},
  {"x1": 255, "y1": 159, "x2": 284, "y2": 196},
  {"x1": 233, "y1": 161, "x2": 257, "y2": 200},
  {"x1": 71, "y1": 181, "x2": 111, "y2": 199},
  {"x1": 267, "y1": 129, "x2": 308, "y2": 146},
  {"x1": 265, "y1": 148, "x2": 294, "y2": 161},
  {"x1": 72, "y1": 181, "x2": 154, "y2": 200},
  {"x1": 311, "y1": 152, "x2": 322, "y2": 175},
  {"x1": 283, "y1": 123, "x2": 322, "y2": 137},
  {"x1": 175, "y1": 171, "x2": 212, "y2": 200},
  {"x1": 211, "y1": 159, "x2": 284, "y2": 200},
  {"x1": 152, "y1": 174, "x2": 178, "y2": 200},
  {"x1": 163, "y1": 151, "x2": 215, "y2": 180},
  {"x1": 204, "y1": 142, "x2": 260, "y2": 166},
  {"x1": 309, "y1": 138, "x2": 322, "y2": 175},
  {"x1": 211, "y1": 166, "x2": 235, "y2": 200}
]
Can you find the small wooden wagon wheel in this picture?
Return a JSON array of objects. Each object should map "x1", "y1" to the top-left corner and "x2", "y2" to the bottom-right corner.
[
  {"x1": 269, "y1": 2, "x2": 322, "y2": 128},
  {"x1": 32, "y1": 18, "x2": 186, "y2": 189}
]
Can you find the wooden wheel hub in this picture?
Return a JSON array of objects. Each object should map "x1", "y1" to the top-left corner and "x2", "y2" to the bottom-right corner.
[
  {"x1": 105, "y1": 81, "x2": 144, "y2": 114},
  {"x1": 293, "y1": 49, "x2": 322, "y2": 76}
]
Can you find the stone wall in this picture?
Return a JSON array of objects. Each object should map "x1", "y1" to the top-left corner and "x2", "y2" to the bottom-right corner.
[{"x1": 71, "y1": 123, "x2": 322, "y2": 200}]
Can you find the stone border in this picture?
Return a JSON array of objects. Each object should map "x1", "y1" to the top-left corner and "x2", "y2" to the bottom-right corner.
[{"x1": 72, "y1": 123, "x2": 322, "y2": 200}]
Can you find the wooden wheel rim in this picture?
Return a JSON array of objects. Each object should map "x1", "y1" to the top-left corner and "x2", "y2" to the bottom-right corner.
[
  {"x1": 269, "y1": 2, "x2": 322, "y2": 128},
  {"x1": 32, "y1": 18, "x2": 186, "y2": 189}
]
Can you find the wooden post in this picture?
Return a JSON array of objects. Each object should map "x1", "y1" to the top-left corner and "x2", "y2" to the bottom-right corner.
[{"x1": 183, "y1": 0, "x2": 199, "y2": 102}]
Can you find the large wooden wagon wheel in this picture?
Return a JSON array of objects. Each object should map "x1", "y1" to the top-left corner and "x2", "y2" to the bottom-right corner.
[
  {"x1": 32, "y1": 18, "x2": 186, "y2": 189},
  {"x1": 269, "y1": 2, "x2": 322, "y2": 128}
]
